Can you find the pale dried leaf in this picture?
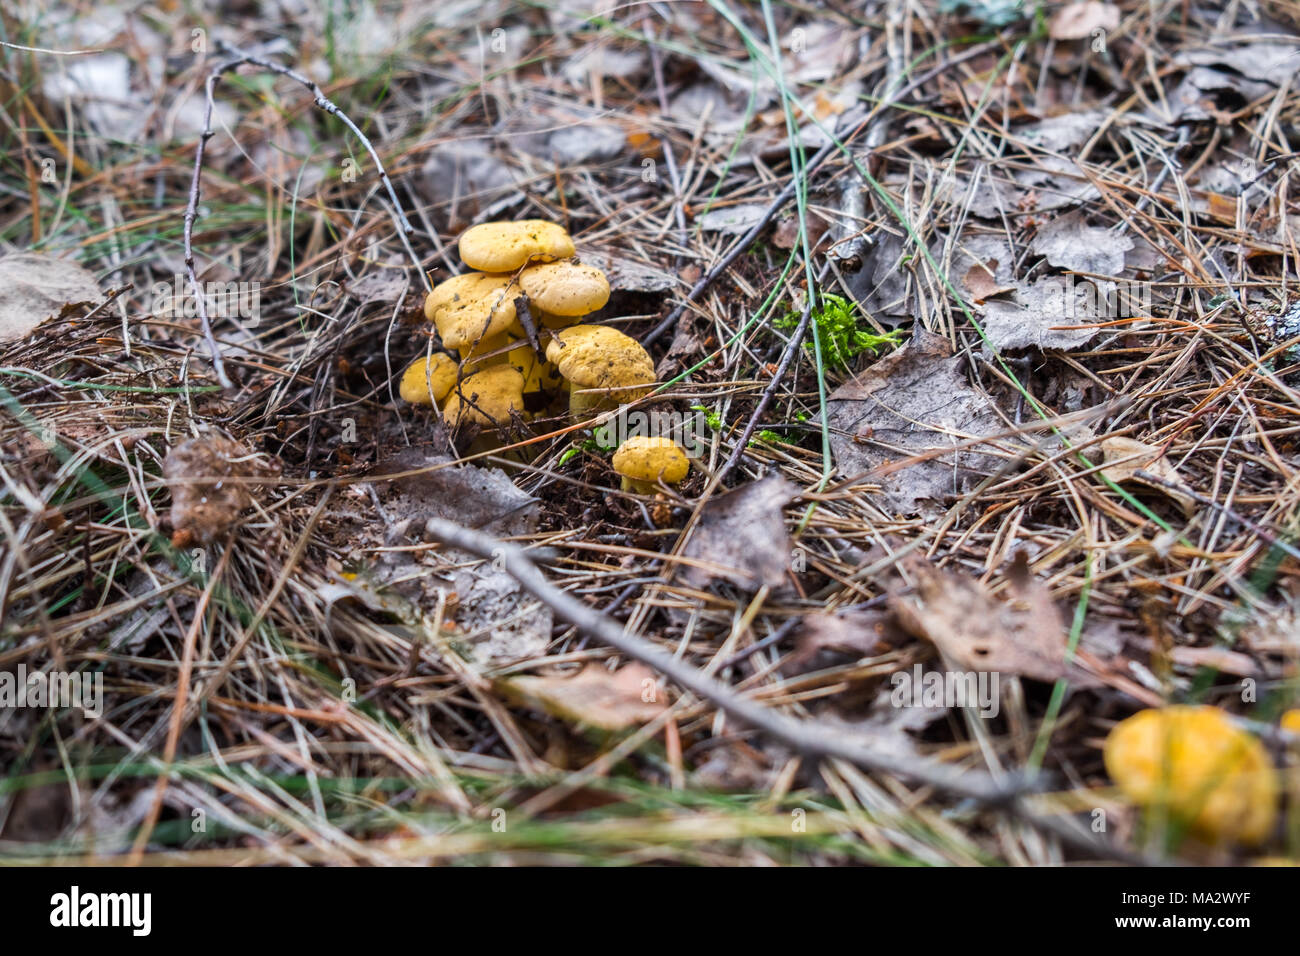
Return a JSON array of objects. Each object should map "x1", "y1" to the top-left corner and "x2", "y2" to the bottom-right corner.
[
  {"x1": 0, "y1": 254, "x2": 103, "y2": 345},
  {"x1": 1029, "y1": 209, "x2": 1133, "y2": 275},
  {"x1": 979, "y1": 277, "x2": 1107, "y2": 351},
  {"x1": 1098, "y1": 437, "x2": 1195, "y2": 511},
  {"x1": 1049, "y1": 2, "x2": 1120, "y2": 41},
  {"x1": 500, "y1": 663, "x2": 666, "y2": 731}
]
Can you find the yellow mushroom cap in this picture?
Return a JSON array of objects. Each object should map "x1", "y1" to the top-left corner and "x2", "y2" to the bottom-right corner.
[
  {"x1": 520, "y1": 260, "x2": 610, "y2": 316},
  {"x1": 1103, "y1": 705, "x2": 1278, "y2": 845},
  {"x1": 544, "y1": 324, "x2": 655, "y2": 398},
  {"x1": 441, "y1": 365, "x2": 526, "y2": 429},
  {"x1": 399, "y1": 352, "x2": 458, "y2": 406},
  {"x1": 612, "y1": 436, "x2": 690, "y2": 486},
  {"x1": 1281, "y1": 709, "x2": 1300, "y2": 735},
  {"x1": 424, "y1": 273, "x2": 518, "y2": 350},
  {"x1": 457, "y1": 331, "x2": 513, "y2": 371},
  {"x1": 459, "y1": 220, "x2": 576, "y2": 273},
  {"x1": 506, "y1": 337, "x2": 562, "y2": 393}
]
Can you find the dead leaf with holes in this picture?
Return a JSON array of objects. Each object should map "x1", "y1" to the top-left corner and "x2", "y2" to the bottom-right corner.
[
  {"x1": 1098, "y1": 437, "x2": 1196, "y2": 513},
  {"x1": 498, "y1": 663, "x2": 666, "y2": 732},
  {"x1": 890, "y1": 555, "x2": 1099, "y2": 686}
]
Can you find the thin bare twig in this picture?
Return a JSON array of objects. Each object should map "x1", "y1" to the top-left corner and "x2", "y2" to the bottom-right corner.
[{"x1": 183, "y1": 42, "x2": 427, "y2": 389}]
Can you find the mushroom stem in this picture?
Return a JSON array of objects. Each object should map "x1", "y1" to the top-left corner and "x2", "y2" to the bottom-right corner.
[{"x1": 619, "y1": 475, "x2": 660, "y2": 495}]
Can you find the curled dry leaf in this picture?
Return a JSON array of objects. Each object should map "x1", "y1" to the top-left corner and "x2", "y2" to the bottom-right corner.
[
  {"x1": 890, "y1": 555, "x2": 1099, "y2": 686},
  {"x1": 1049, "y1": 2, "x2": 1120, "y2": 41},
  {"x1": 1098, "y1": 437, "x2": 1196, "y2": 512},
  {"x1": 679, "y1": 473, "x2": 799, "y2": 592},
  {"x1": 163, "y1": 434, "x2": 280, "y2": 546},
  {"x1": 499, "y1": 663, "x2": 666, "y2": 732}
]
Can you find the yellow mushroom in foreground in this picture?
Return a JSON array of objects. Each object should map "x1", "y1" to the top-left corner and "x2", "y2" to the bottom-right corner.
[
  {"x1": 399, "y1": 352, "x2": 457, "y2": 406},
  {"x1": 458, "y1": 220, "x2": 576, "y2": 273},
  {"x1": 1103, "y1": 705, "x2": 1278, "y2": 846},
  {"x1": 545, "y1": 324, "x2": 656, "y2": 416},
  {"x1": 612, "y1": 436, "x2": 690, "y2": 494}
]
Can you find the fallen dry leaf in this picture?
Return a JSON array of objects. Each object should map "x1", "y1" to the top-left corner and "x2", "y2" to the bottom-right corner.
[
  {"x1": 891, "y1": 555, "x2": 1098, "y2": 686},
  {"x1": 826, "y1": 331, "x2": 1004, "y2": 514},
  {"x1": 500, "y1": 663, "x2": 666, "y2": 732},
  {"x1": 372, "y1": 448, "x2": 551, "y2": 664},
  {"x1": 788, "y1": 606, "x2": 895, "y2": 673},
  {"x1": 962, "y1": 261, "x2": 1015, "y2": 302},
  {"x1": 680, "y1": 473, "x2": 798, "y2": 592},
  {"x1": 979, "y1": 276, "x2": 1108, "y2": 352},
  {"x1": 1029, "y1": 209, "x2": 1133, "y2": 275},
  {"x1": 1049, "y1": 2, "x2": 1120, "y2": 41},
  {"x1": 0, "y1": 253, "x2": 103, "y2": 346},
  {"x1": 1098, "y1": 436, "x2": 1195, "y2": 512}
]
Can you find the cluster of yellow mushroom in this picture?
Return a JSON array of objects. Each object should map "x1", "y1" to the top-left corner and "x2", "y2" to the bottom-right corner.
[
  {"x1": 400, "y1": 220, "x2": 691, "y2": 495},
  {"x1": 400, "y1": 219, "x2": 657, "y2": 429},
  {"x1": 1103, "y1": 705, "x2": 1278, "y2": 846}
]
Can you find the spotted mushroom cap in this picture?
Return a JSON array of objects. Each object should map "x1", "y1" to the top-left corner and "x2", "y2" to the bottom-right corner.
[
  {"x1": 1103, "y1": 705, "x2": 1278, "y2": 845},
  {"x1": 458, "y1": 220, "x2": 576, "y2": 273},
  {"x1": 440, "y1": 365, "x2": 526, "y2": 429},
  {"x1": 520, "y1": 260, "x2": 610, "y2": 316},
  {"x1": 544, "y1": 324, "x2": 655, "y2": 397},
  {"x1": 612, "y1": 436, "x2": 690, "y2": 486},
  {"x1": 424, "y1": 273, "x2": 518, "y2": 350},
  {"x1": 399, "y1": 352, "x2": 458, "y2": 406}
]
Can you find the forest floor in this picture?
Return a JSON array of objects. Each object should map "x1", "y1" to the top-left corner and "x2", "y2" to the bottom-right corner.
[{"x1": 3, "y1": 0, "x2": 1300, "y2": 865}]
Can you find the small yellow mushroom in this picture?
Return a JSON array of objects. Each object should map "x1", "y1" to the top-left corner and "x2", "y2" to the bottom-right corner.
[
  {"x1": 399, "y1": 352, "x2": 457, "y2": 406},
  {"x1": 1103, "y1": 705, "x2": 1278, "y2": 846},
  {"x1": 441, "y1": 365, "x2": 526, "y2": 429},
  {"x1": 1281, "y1": 709, "x2": 1300, "y2": 736},
  {"x1": 545, "y1": 324, "x2": 656, "y2": 416},
  {"x1": 459, "y1": 220, "x2": 576, "y2": 273},
  {"x1": 424, "y1": 273, "x2": 518, "y2": 352},
  {"x1": 612, "y1": 436, "x2": 690, "y2": 494},
  {"x1": 520, "y1": 260, "x2": 610, "y2": 317}
]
